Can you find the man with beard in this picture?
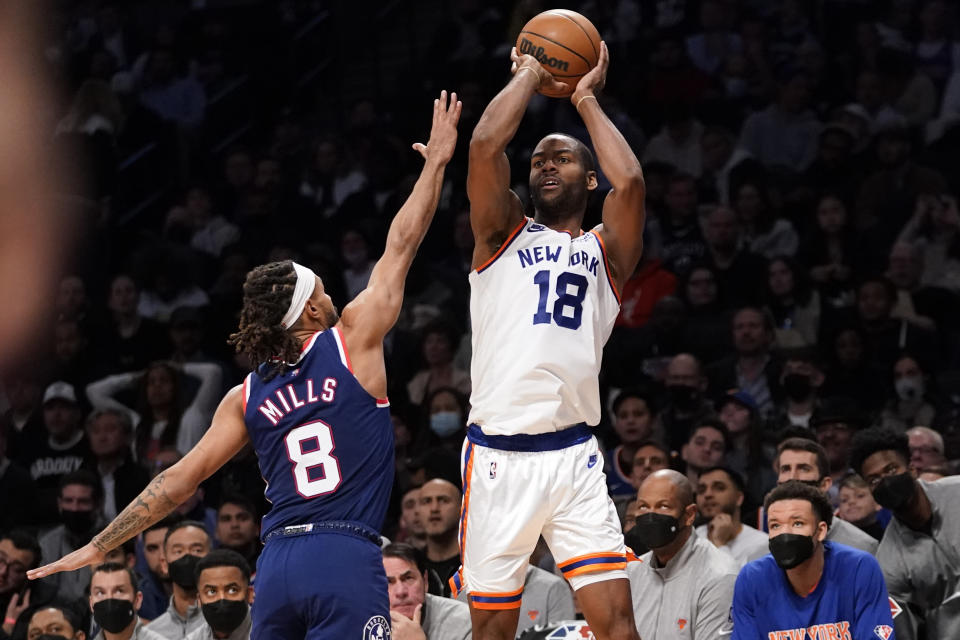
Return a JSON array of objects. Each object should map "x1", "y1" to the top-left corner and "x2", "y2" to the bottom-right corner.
[
  {"x1": 731, "y1": 481, "x2": 893, "y2": 640},
  {"x1": 767, "y1": 438, "x2": 878, "y2": 554},
  {"x1": 627, "y1": 469, "x2": 736, "y2": 639},
  {"x1": 39, "y1": 471, "x2": 105, "y2": 602},
  {"x1": 149, "y1": 521, "x2": 211, "y2": 638},
  {"x1": 851, "y1": 426, "x2": 960, "y2": 640},
  {"x1": 457, "y1": 39, "x2": 646, "y2": 640},
  {"x1": 695, "y1": 466, "x2": 768, "y2": 568}
]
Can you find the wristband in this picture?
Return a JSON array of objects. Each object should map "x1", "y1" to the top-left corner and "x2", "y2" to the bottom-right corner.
[
  {"x1": 4, "y1": 617, "x2": 17, "y2": 625},
  {"x1": 576, "y1": 94, "x2": 597, "y2": 110}
]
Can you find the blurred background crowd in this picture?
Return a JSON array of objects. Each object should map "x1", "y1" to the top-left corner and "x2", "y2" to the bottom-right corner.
[{"x1": 2, "y1": 0, "x2": 960, "y2": 637}]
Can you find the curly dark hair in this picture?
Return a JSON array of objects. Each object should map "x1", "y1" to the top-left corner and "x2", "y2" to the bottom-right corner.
[
  {"x1": 764, "y1": 480, "x2": 834, "y2": 528},
  {"x1": 849, "y1": 426, "x2": 911, "y2": 476},
  {"x1": 228, "y1": 261, "x2": 303, "y2": 380}
]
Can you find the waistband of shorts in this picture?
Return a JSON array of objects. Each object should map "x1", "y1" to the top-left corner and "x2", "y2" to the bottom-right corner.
[
  {"x1": 263, "y1": 520, "x2": 381, "y2": 545},
  {"x1": 466, "y1": 423, "x2": 592, "y2": 451}
]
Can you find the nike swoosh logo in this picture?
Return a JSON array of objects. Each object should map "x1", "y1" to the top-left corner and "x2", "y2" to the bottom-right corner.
[{"x1": 718, "y1": 630, "x2": 733, "y2": 636}]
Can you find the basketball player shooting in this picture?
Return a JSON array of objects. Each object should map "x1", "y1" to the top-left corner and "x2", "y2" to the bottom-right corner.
[
  {"x1": 456, "y1": 42, "x2": 646, "y2": 640},
  {"x1": 27, "y1": 91, "x2": 462, "y2": 640}
]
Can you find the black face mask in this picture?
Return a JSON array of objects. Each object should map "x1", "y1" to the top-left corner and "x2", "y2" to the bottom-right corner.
[
  {"x1": 36, "y1": 635, "x2": 72, "y2": 640},
  {"x1": 872, "y1": 472, "x2": 916, "y2": 510},
  {"x1": 769, "y1": 533, "x2": 815, "y2": 570},
  {"x1": 92, "y1": 598, "x2": 136, "y2": 633},
  {"x1": 168, "y1": 554, "x2": 202, "y2": 589},
  {"x1": 782, "y1": 374, "x2": 813, "y2": 402},
  {"x1": 61, "y1": 509, "x2": 95, "y2": 536},
  {"x1": 622, "y1": 527, "x2": 650, "y2": 557},
  {"x1": 631, "y1": 512, "x2": 682, "y2": 549},
  {"x1": 667, "y1": 385, "x2": 698, "y2": 409},
  {"x1": 201, "y1": 599, "x2": 248, "y2": 634}
]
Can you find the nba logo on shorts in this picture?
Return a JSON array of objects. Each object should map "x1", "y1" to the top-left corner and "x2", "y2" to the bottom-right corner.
[
  {"x1": 489, "y1": 461, "x2": 497, "y2": 479},
  {"x1": 873, "y1": 625, "x2": 893, "y2": 640},
  {"x1": 363, "y1": 615, "x2": 390, "y2": 639}
]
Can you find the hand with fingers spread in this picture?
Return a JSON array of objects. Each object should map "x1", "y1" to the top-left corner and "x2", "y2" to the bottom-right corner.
[
  {"x1": 571, "y1": 41, "x2": 609, "y2": 107},
  {"x1": 27, "y1": 541, "x2": 105, "y2": 582},
  {"x1": 389, "y1": 604, "x2": 426, "y2": 640},
  {"x1": 412, "y1": 90, "x2": 462, "y2": 166},
  {"x1": 510, "y1": 47, "x2": 569, "y2": 96}
]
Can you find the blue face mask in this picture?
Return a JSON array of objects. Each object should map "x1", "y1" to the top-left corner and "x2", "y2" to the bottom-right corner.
[{"x1": 430, "y1": 411, "x2": 462, "y2": 438}]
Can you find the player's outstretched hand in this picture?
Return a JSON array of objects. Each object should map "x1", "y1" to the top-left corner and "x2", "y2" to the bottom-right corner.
[
  {"x1": 390, "y1": 606, "x2": 426, "y2": 640},
  {"x1": 510, "y1": 47, "x2": 568, "y2": 96},
  {"x1": 412, "y1": 90, "x2": 461, "y2": 166},
  {"x1": 572, "y1": 41, "x2": 609, "y2": 105},
  {"x1": 27, "y1": 542, "x2": 105, "y2": 581}
]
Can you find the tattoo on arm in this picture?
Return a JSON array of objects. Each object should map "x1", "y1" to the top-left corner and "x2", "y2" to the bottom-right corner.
[{"x1": 92, "y1": 472, "x2": 179, "y2": 552}]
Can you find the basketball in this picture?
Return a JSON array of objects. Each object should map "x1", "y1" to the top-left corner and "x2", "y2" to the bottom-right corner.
[{"x1": 516, "y1": 10, "x2": 601, "y2": 98}]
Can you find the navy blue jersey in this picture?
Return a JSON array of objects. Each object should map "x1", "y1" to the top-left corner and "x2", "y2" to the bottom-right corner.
[
  {"x1": 732, "y1": 541, "x2": 896, "y2": 640},
  {"x1": 243, "y1": 328, "x2": 394, "y2": 537}
]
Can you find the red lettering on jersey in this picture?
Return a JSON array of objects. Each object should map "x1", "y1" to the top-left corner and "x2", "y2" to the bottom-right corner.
[
  {"x1": 306, "y1": 379, "x2": 319, "y2": 402},
  {"x1": 321, "y1": 377, "x2": 337, "y2": 402},
  {"x1": 838, "y1": 621, "x2": 851, "y2": 640},
  {"x1": 259, "y1": 399, "x2": 284, "y2": 426},
  {"x1": 578, "y1": 626, "x2": 592, "y2": 638},
  {"x1": 286, "y1": 384, "x2": 305, "y2": 408}
]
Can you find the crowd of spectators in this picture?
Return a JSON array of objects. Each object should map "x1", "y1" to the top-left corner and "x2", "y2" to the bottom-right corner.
[{"x1": 2, "y1": 0, "x2": 960, "y2": 638}]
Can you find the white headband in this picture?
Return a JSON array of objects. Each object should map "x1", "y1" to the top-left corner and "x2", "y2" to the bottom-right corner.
[{"x1": 281, "y1": 262, "x2": 317, "y2": 329}]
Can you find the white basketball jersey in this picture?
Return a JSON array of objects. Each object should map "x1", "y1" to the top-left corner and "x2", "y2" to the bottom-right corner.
[{"x1": 468, "y1": 217, "x2": 621, "y2": 435}]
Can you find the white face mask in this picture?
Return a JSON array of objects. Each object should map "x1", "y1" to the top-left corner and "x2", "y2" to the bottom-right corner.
[{"x1": 894, "y1": 376, "x2": 924, "y2": 402}]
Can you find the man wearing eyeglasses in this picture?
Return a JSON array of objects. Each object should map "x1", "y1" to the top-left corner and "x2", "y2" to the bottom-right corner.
[
  {"x1": 851, "y1": 426, "x2": 960, "y2": 640},
  {"x1": 0, "y1": 530, "x2": 55, "y2": 638}
]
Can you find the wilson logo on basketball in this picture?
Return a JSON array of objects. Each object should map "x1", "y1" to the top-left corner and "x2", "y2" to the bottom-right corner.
[{"x1": 518, "y1": 38, "x2": 570, "y2": 72}]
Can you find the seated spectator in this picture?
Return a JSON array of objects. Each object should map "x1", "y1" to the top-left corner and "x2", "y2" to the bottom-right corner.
[
  {"x1": 40, "y1": 470, "x2": 105, "y2": 602},
  {"x1": 298, "y1": 137, "x2": 367, "y2": 219},
  {"x1": 185, "y1": 550, "x2": 253, "y2": 640},
  {"x1": 657, "y1": 173, "x2": 707, "y2": 275},
  {"x1": 165, "y1": 185, "x2": 240, "y2": 258},
  {"x1": 850, "y1": 427, "x2": 960, "y2": 640},
  {"x1": 605, "y1": 388, "x2": 658, "y2": 498},
  {"x1": 339, "y1": 228, "x2": 376, "y2": 301},
  {"x1": 86, "y1": 361, "x2": 222, "y2": 460},
  {"x1": 396, "y1": 487, "x2": 426, "y2": 550},
  {"x1": 811, "y1": 397, "x2": 864, "y2": 496},
  {"x1": 55, "y1": 275, "x2": 90, "y2": 324},
  {"x1": 906, "y1": 425, "x2": 947, "y2": 474},
  {"x1": 681, "y1": 420, "x2": 729, "y2": 485},
  {"x1": 138, "y1": 47, "x2": 205, "y2": 130},
  {"x1": 731, "y1": 481, "x2": 894, "y2": 640},
  {"x1": 698, "y1": 126, "x2": 761, "y2": 206},
  {"x1": 23, "y1": 382, "x2": 91, "y2": 525},
  {"x1": 836, "y1": 474, "x2": 888, "y2": 541},
  {"x1": 897, "y1": 192, "x2": 960, "y2": 294},
  {"x1": 88, "y1": 562, "x2": 152, "y2": 640},
  {"x1": 1, "y1": 371, "x2": 45, "y2": 463},
  {"x1": 715, "y1": 391, "x2": 775, "y2": 507},
  {"x1": 739, "y1": 70, "x2": 821, "y2": 175},
  {"x1": 706, "y1": 307, "x2": 784, "y2": 418},
  {"x1": 770, "y1": 349, "x2": 826, "y2": 431},
  {"x1": 767, "y1": 437, "x2": 878, "y2": 554},
  {"x1": 801, "y1": 192, "x2": 857, "y2": 309},
  {"x1": 414, "y1": 387, "x2": 469, "y2": 458},
  {"x1": 701, "y1": 206, "x2": 766, "y2": 307},
  {"x1": 731, "y1": 179, "x2": 799, "y2": 259},
  {"x1": 684, "y1": 0, "x2": 742, "y2": 77},
  {"x1": 136, "y1": 253, "x2": 211, "y2": 324},
  {"x1": 417, "y1": 478, "x2": 461, "y2": 598},
  {"x1": 801, "y1": 127, "x2": 861, "y2": 210},
  {"x1": 855, "y1": 276, "x2": 939, "y2": 374},
  {"x1": 0, "y1": 530, "x2": 55, "y2": 639},
  {"x1": 886, "y1": 241, "x2": 943, "y2": 332},
  {"x1": 695, "y1": 466, "x2": 768, "y2": 567},
  {"x1": 614, "y1": 254, "x2": 677, "y2": 329},
  {"x1": 83, "y1": 409, "x2": 149, "y2": 520},
  {"x1": 675, "y1": 264, "x2": 731, "y2": 364},
  {"x1": 150, "y1": 521, "x2": 212, "y2": 639},
  {"x1": 819, "y1": 324, "x2": 888, "y2": 412},
  {"x1": 51, "y1": 318, "x2": 97, "y2": 393},
  {"x1": 214, "y1": 496, "x2": 261, "y2": 571},
  {"x1": 25, "y1": 602, "x2": 87, "y2": 640},
  {"x1": 658, "y1": 353, "x2": 714, "y2": 452},
  {"x1": 764, "y1": 256, "x2": 821, "y2": 347},
  {"x1": 628, "y1": 470, "x2": 736, "y2": 639},
  {"x1": 629, "y1": 440, "x2": 672, "y2": 492},
  {"x1": 137, "y1": 515, "x2": 182, "y2": 621},
  {"x1": 383, "y1": 542, "x2": 470, "y2": 640},
  {"x1": 93, "y1": 275, "x2": 170, "y2": 375},
  {"x1": 405, "y1": 322, "x2": 470, "y2": 406},
  {"x1": 642, "y1": 103, "x2": 704, "y2": 178},
  {"x1": 880, "y1": 354, "x2": 938, "y2": 432}
]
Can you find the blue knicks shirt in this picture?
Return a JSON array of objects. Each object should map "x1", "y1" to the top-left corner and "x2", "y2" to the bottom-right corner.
[
  {"x1": 242, "y1": 328, "x2": 394, "y2": 538},
  {"x1": 732, "y1": 542, "x2": 896, "y2": 640}
]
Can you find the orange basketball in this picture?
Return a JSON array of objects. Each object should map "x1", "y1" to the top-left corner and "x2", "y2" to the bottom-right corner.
[{"x1": 516, "y1": 10, "x2": 601, "y2": 98}]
